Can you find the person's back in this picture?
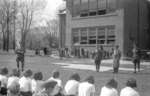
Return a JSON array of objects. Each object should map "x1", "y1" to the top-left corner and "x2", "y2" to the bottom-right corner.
[
  {"x1": 65, "y1": 73, "x2": 80, "y2": 96},
  {"x1": 65, "y1": 80, "x2": 79, "y2": 95},
  {"x1": 78, "y1": 82, "x2": 95, "y2": 96},
  {"x1": 120, "y1": 87, "x2": 139, "y2": 96},
  {"x1": 100, "y1": 79, "x2": 118, "y2": 96},
  {"x1": 100, "y1": 86, "x2": 118, "y2": 96},
  {"x1": 120, "y1": 78, "x2": 140, "y2": 96},
  {"x1": 78, "y1": 76, "x2": 95, "y2": 96}
]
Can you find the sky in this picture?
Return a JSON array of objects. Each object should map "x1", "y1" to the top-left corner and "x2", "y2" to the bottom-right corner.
[
  {"x1": 34, "y1": 0, "x2": 65, "y2": 26},
  {"x1": 43, "y1": 0, "x2": 65, "y2": 20}
]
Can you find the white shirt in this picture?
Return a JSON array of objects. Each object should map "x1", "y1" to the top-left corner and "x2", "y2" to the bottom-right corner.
[
  {"x1": 7, "y1": 76, "x2": 19, "y2": 88},
  {"x1": 48, "y1": 77, "x2": 62, "y2": 95},
  {"x1": 120, "y1": 87, "x2": 140, "y2": 96},
  {"x1": 78, "y1": 82, "x2": 95, "y2": 96},
  {"x1": 48, "y1": 77, "x2": 62, "y2": 87},
  {"x1": 100, "y1": 86, "x2": 118, "y2": 96},
  {"x1": 32, "y1": 79, "x2": 44, "y2": 93},
  {"x1": 64, "y1": 80, "x2": 79, "y2": 95},
  {"x1": 0, "y1": 74, "x2": 8, "y2": 87},
  {"x1": 19, "y1": 76, "x2": 32, "y2": 92}
]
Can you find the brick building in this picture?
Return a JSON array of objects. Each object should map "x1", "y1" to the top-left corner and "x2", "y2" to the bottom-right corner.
[{"x1": 59, "y1": 0, "x2": 150, "y2": 58}]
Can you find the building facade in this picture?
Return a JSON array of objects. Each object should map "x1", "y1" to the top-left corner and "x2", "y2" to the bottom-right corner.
[{"x1": 60, "y1": 0, "x2": 150, "y2": 57}]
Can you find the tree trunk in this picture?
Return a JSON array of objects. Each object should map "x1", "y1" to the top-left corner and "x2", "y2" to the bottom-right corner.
[{"x1": 6, "y1": 15, "x2": 10, "y2": 52}]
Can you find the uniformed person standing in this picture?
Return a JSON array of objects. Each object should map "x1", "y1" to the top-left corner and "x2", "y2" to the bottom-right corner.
[
  {"x1": 16, "y1": 48, "x2": 25, "y2": 72},
  {"x1": 113, "y1": 45, "x2": 121, "y2": 73},
  {"x1": 132, "y1": 44, "x2": 141, "y2": 73},
  {"x1": 94, "y1": 46, "x2": 104, "y2": 72}
]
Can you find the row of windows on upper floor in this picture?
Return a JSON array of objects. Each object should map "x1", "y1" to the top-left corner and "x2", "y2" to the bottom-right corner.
[{"x1": 71, "y1": 0, "x2": 118, "y2": 17}]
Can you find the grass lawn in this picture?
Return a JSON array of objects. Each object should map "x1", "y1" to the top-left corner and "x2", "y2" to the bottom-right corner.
[{"x1": 0, "y1": 54, "x2": 150, "y2": 96}]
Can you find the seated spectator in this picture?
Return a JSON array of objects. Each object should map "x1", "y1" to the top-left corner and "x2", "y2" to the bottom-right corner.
[
  {"x1": 7, "y1": 68, "x2": 20, "y2": 88},
  {"x1": 7, "y1": 69, "x2": 20, "y2": 96},
  {"x1": 19, "y1": 69, "x2": 33, "y2": 96},
  {"x1": 34, "y1": 80, "x2": 57, "y2": 96},
  {"x1": 120, "y1": 78, "x2": 140, "y2": 96},
  {"x1": 32, "y1": 72, "x2": 44, "y2": 94},
  {"x1": 78, "y1": 75, "x2": 95, "y2": 96},
  {"x1": 100, "y1": 79, "x2": 118, "y2": 96},
  {"x1": 7, "y1": 81, "x2": 20, "y2": 96},
  {"x1": 64, "y1": 73, "x2": 80, "y2": 96},
  {"x1": 0, "y1": 67, "x2": 9, "y2": 95},
  {"x1": 48, "y1": 70, "x2": 63, "y2": 96}
]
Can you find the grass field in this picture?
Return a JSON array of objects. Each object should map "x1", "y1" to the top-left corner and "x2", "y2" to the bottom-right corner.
[{"x1": 0, "y1": 54, "x2": 150, "y2": 96}]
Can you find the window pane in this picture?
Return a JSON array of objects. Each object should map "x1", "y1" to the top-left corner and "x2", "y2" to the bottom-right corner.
[
  {"x1": 97, "y1": 27, "x2": 105, "y2": 44},
  {"x1": 98, "y1": 0, "x2": 106, "y2": 10},
  {"x1": 107, "y1": 26, "x2": 115, "y2": 44},
  {"x1": 73, "y1": 0, "x2": 80, "y2": 16},
  {"x1": 107, "y1": 0, "x2": 117, "y2": 12},
  {"x1": 72, "y1": 29, "x2": 79, "y2": 44},
  {"x1": 80, "y1": 28, "x2": 88, "y2": 44},
  {"x1": 81, "y1": 0, "x2": 89, "y2": 11},
  {"x1": 89, "y1": 28, "x2": 96, "y2": 44},
  {"x1": 89, "y1": 0, "x2": 97, "y2": 10}
]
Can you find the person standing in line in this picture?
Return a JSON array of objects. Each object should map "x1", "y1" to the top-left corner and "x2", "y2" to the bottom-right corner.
[
  {"x1": 120, "y1": 78, "x2": 140, "y2": 96},
  {"x1": 112, "y1": 45, "x2": 121, "y2": 73},
  {"x1": 132, "y1": 44, "x2": 141, "y2": 73},
  {"x1": 16, "y1": 48, "x2": 25, "y2": 72},
  {"x1": 78, "y1": 75, "x2": 95, "y2": 96},
  {"x1": 100, "y1": 79, "x2": 118, "y2": 96},
  {"x1": 64, "y1": 73, "x2": 80, "y2": 96},
  {"x1": 94, "y1": 46, "x2": 104, "y2": 72}
]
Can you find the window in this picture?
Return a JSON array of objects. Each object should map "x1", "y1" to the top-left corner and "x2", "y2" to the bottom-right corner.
[
  {"x1": 72, "y1": 29, "x2": 79, "y2": 44},
  {"x1": 73, "y1": 0, "x2": 81, "y2": 17},
  {"x1": 107, "y1": 0, "x2": 117, "y2": 12},
  {"x1": 97, "y1": 27, "x2": 105, "y2": 44},
  {"x1": 81, "y1": 0, "x2": 89, "y2": 12},
  {"x1": 89, "y1": 0, "x2": 97, "y2": 11},
  {"x1": 98, "y1": 0, "x2": 107, "y2": 10},
  {"x1": 107, "y1": 26, "x2": 115, "y2": 44},
  {"x1": 89, "y1": 28, "x2": 96, "y2": 44},
  {"x1": 80, "y1": 28, "x2": 88, "y2": 44}
]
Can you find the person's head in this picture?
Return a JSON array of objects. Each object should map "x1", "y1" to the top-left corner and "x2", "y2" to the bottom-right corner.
[
  {"x1": 0, "y1": 67, "x2": 8, "y2": 75},
  {"x1": 34, "y1": 72, "x2": 43, "y2": 80},
  {"x1": 23, "y1": 69, "x2": 33, "y2": 77},
  {"x1": 70, "y1": 73, "x2": 80, "y2": 81},
  {"x1": 41, "y1": 80, "x2": 57, "y2": 95},
  {"x1": 100, "y1": 46, "x2": 103, "y2": 50},
  {"x1": 115, "y1": 45, "x2": 119, "y2": 49},
  {"x1": 85, "y1": 75, "x2": 95, "y2": 84},
  {"x1": 105, "y1": 79, "x2": 118, "y2": 89},
  {"x1": 52, "y1": 70, "x2": 60, "y2": 78},
  {"x1": 126, "y1": 78, "x2": 137, "y2": 88},
  {"x1": 11, "y1": 68, "x2": 20, "y2": 77}
]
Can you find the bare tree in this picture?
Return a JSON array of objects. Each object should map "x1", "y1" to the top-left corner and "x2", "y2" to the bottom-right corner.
[
  {"x1": 16, "y1": 0, "x2": 35, "y2": 51},
  {"x1": 43, "y1": 19, "x2": 59, "y2": 48},
  {"x1": 0, "y1": 0, "x2": 14, "y2": 51}
]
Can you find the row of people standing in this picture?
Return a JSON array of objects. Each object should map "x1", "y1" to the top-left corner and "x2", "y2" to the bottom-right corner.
[
  {"x1": 94, "y1": 44, "x2": 141, "y2": 73},
  {"x1": 94, "y1": 45, "x2": 121, "y2": 73}
]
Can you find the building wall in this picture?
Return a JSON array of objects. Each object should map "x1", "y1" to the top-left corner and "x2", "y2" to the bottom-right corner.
[
  {"x1": 65, "y1": 0, "x2": 150, "y2": 57},
  {"x1": 59, "y1": 13, "x2": 66, "y2": 48},
  {"x1": 121, "y1": 0, "x2": 149, "y2": 57}
]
